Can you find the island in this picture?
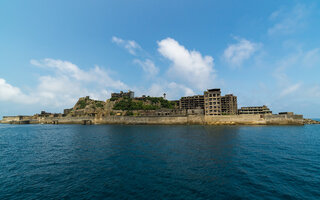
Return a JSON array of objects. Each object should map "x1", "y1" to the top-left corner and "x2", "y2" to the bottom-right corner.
[{"x1": 1, "y1": 88, "x2": 319, "y2": 125}]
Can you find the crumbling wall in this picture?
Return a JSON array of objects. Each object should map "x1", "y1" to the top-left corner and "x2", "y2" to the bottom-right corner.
[{"x1": 205, "y1": 114, "x2": 265, "y2": 125}]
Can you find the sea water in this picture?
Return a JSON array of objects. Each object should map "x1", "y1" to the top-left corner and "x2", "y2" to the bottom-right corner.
[{"x1": 0, "y1": 124, "x2": 319, "y2": 199}]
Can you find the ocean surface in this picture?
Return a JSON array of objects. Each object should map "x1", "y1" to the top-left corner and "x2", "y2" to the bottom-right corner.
[{"x1": 0, "y1": 124, "x2": 320, "y2": 200}]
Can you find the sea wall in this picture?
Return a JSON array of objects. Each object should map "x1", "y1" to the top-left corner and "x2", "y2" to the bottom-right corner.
[
  {"x1": 2, "y1": 116, "x2": 22, "y2": 122},
  {"x1": 95, "y1": 116, "x2": 190, "y2": 125},
  {"x1": 263, "y1": 114, "x2": 304, "y2": 125},
  {"x1": 205, "y1": 114, "x2": 266, "y2": 125},
  {"x1": 0, "y1": 114, "x2": 305, "y2": 125},
  {"x1": 1, "y1": 116, "x2": 35, "y2": 124},
  {"x1": 38, "y1": 117, "x2": 94, "y2": 124}
]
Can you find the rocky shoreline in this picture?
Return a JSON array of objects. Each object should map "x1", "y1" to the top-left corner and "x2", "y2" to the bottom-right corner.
[{"x1": 303, "y1": 119, "x2": 320, "y2": 124}]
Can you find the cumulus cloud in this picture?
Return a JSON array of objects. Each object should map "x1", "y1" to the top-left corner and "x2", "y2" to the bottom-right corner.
[
  {"x1": 0, "y1": 79, "x2": 34, "y2": 104},
  {"x1": 223, "y1": 37, "x2": 260, "y2": 67},
  {"x1": 30, "y1": 58, "x2": 127, "y2": 89},
  {"x1": 0, "y1": 59, "x2": 129, "y2": 109},
  {"x1": 167, "y1": 82, "x2": 195, "y2": 97},
  {"x1": 112, "y1": 36, "x2": 141, "y2": 55},
  {"x1": 268, "y1": 4, "x2": 310, "y2": 35},
  {"x1": 157, "y1": 37, "x2": 215, "y2": 90},
  {"x1": 146, "y1": 82, "x2": 195, "y2": 100},
  {"x1": 134, "y1": 59, "x2": 159, "y2": 77}
]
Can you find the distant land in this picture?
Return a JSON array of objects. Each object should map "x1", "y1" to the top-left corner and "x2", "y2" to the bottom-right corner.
[{"x1": 1, "y1": 88, "x2": 319, "y2": 125}]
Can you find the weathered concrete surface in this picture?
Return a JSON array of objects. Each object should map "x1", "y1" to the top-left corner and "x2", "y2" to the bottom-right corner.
[
  {"x1": 95, "y1": 116, "x2": 189, "y2": 125},
  {"x1": 0, "y1": 114, "x2": 306, "y2": 125},
  {"x1": 205, "y1": 114, "x2": 265, "y2": 125}
]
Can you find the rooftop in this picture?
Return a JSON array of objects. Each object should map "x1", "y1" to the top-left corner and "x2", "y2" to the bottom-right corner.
[{"x1": 207, "y1": 88, "x2": 221, "y2": 92}]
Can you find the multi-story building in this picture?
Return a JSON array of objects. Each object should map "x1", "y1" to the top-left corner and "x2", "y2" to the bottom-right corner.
[
  {"x1": 180, "y1": 95, "x2": 204, "y2": 109},
  {"x1": 111, "y1": 90, "x2": 134, "y2": 99},
  {"x1": 221, "y1": 94, "x2": 237, "y2": 115},
  {"x1": 204, "y1": 89, "x2": 222, "y2": 115},
  {"x1": 238, "y1": 105, "x2": 272, "y2": 115}
]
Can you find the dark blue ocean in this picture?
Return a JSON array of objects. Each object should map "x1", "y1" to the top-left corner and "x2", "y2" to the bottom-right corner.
[{"x1": 0, "y1": 124, "x2": 320, "y2": 200}]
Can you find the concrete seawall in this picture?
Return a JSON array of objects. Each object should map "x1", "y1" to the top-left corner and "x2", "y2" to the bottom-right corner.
[{"x1": 0, "y1": 114, "x2": 305, "y2": 125}]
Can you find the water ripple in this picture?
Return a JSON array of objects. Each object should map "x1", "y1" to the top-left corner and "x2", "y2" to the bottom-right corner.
[{"x1": 0, "y1": 124, "x2": 319, "y2": 199}]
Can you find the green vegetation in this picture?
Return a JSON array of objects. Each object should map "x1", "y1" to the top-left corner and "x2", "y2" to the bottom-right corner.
[
  {"x1": 110, "y1": 97, "x2": 119, "y2": 101},
  {"x1": 144, "y1": 97, "x2": 175, "y2": 109},
  {"x1": 96, "y1": 102, "x2": 104, "y2": 108},
  {"x1": 78, "y1": 100, "x2": 87, "y2": 109},
  {"x1": 125, "y1": 111, "x2": 134, "y2": 116},
  {"x1": 113, "y1": 98, "x2": 160, "y2": 110}
]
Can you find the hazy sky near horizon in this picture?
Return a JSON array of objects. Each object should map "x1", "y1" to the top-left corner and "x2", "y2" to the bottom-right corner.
[{"x1": 1, "y1": 0, "x2": 320, "y2": 117}]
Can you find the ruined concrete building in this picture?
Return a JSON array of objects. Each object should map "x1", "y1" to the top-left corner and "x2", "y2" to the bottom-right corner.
[
  {"x1": 204, "y1": 89, "x2": 222, "y2": 115},
  {"x1": 221, "y1": 94, "x2": 238, "y2": 115},
  {"x1": 179, "y1": 95, "x2": 204, "y2": 110},
  {"x1": 134, "y1": 95, "x2": 147, "y2": 101},
  {"x1": 179, "y1": 89, "x2": 238, "y2": 116},
  {"x1": 111, "y1": 90, "x2": 134, "y2": 98},
  {"x1": 238, "y1": 105, "x2": 272, "y2": 114}
]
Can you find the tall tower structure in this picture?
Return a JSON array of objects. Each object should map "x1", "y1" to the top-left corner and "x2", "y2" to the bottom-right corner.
[
  {"x1": 221, "y1": 94, "x2": 237, "y2": 115},
  {"x1": 204, "y1": 89, "x2": 221, "y2": 115}
]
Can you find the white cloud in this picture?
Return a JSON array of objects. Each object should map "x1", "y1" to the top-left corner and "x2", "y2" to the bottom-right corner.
[
  {"x1": 157, "y1": 37, "x2": 216, "y2": 90},
  {"x1": 167, "y1": 82, "x2": 195, "y2": 97},
  {"x1": 0, "y1": 79, "x2": 35, "y2": 104},
  {"x1": 134, "y1": 59, "x2": 159, "y2": 77},
  {"x1": 302, "y1": 48, "x2": 320, "y2": 68},
  {"x1": 112, "y1": 36, "x2": 141, "y2": 55},
  {"x1": 223, "y1": 37, "x2": 260, "y2": 67},
  {"x1": 0, "y1": 59, "x2": 129, "y2": 110},
  {"x1": 272, "y1": 47, "x2": 320, "y2": 99},
  {"x1": 280, "y1": 82, "x2": 302, "y2": 97},
  {"x1": 146, "y1": 82, "x2": 195, "y2": 100},
  {"x1": 111, "y1": 36, "x2": 124, "y2": 44},
  {"x1": 31, "y1": 58, "x2": 127, "y2": 89},
  {"x1": 268, "y1": 4, "x2": 309, "y2": 35}
]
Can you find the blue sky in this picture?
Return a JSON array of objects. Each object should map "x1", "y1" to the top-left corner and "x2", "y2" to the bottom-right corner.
[{"x1": 1, "y1": 0, "x2": 320, "y2": 117}]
